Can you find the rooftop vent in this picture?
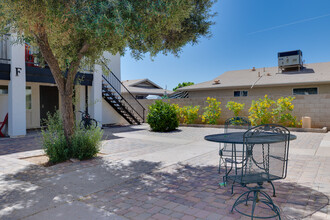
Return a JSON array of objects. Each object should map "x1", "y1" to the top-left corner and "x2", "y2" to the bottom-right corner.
[
  {"x1": 278, "y1": 50, "x2": 303, "y2": 72},
  {"x1": 214, "y1": 79, "x2": 220, "y2": 84}
]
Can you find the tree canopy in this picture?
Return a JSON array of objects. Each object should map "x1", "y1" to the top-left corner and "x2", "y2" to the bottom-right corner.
[
  {"x1": 0, "y1": 0, "x2": 215, "y2": 68},
  {"x1": 0, "y1": 0, "x2": 216, "y2": 141},
  {"x1": 173, "y1": 82, "x2": 195, "y2": 91}
]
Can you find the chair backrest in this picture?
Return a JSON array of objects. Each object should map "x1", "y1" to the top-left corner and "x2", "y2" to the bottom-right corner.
[
  {"x1": 224, "y1": 116, "x2": 251, "y2": 134},
  {"x1": 0, "y1": 113, "x2": 8, "y2": 127},
  {"x1": 239, "y1": 124, "x2": 290, "y2": 184},
  {"x1": 0, "y1": 113, "x2": 8, "y2": 137}
]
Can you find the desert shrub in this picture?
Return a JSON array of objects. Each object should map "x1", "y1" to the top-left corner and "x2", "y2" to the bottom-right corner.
[
  {"x1": 249, "y1": 95, "x2": 299, "y2": 127},
  {"x1": 71, "y1": 126, "x2": 103, "y2": 160},
  {"x1": 226, "y1": 101, "x2": 245, "y2": 117},
  {"x1": 147, "y1": 100, "x2": 179, "y2": 132},
  {"x1": 272, "y1": 96, "x2": 298, "y2": 127},
  {"x1": 41, "y1": 111, "x2": 70, "y2": 163},
  {"x1": 42, "y1": 111, "x2": 103, "y2": 163},
  {"x1": 172, "y1": 103, "x2": 181, "y2": 120},
  {"x1": 180, "y1": 105, "x2": 200, "y2": 124},
  {"x1": 248, "y1": 95, "x2": 275, "y2": 126},
  {"x1": 201, "y1": 97, "x2": 221, "y2": 124}
]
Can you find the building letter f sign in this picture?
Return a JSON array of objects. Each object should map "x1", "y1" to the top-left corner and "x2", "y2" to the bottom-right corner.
[{"x1": 15, "y1": 67, "x2": 22, "y2": 76}]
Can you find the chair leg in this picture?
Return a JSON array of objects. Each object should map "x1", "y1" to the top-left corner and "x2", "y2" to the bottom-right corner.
[
  {"x1": 251, "y1": 191, "x2": 258, "y2": 220},
  {"x1": 231, "y1": 181, "x2": 236, "y2": 194},
  {"x1": 231, "y1": 190, "x2": 250, "y2": 213},
  {"x1": 231, "y1": 188, "x2": 281, "y2": 219},
  {"x1": 268, "y1": 181, "x2": 276, "y2": 197},
  {"x1": 218, "y1": 157, "x2": 221, "y2": 174},
  {"x1": 245, "y1": 191, "x2": 251, "y2": 206}
]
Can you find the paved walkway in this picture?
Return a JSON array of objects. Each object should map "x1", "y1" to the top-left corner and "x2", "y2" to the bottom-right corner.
[{"x1": 0, "y1": 125, "x2": 329, "y2": 219}]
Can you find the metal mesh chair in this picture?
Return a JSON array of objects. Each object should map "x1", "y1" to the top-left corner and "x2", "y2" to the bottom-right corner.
[
  {"x1": 219, "y1": 117, "x2": 251, "y2": 184},
  {"x1": 228, "y1": 124, "x2": 290, "y2": 219}
]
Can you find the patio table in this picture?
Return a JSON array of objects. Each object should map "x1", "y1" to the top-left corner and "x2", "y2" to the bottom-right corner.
[
  {"x1": 204, "y1": 131, "x2": 297, "y2": 188},
  {"x1": 204, "y1": 131, "x2": 297, "y2": 145}
]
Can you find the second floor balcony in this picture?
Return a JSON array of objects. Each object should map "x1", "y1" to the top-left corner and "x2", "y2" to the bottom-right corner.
[
  {"x1": 0, "y1": 34, "x2": 10, "y2": 64},
  {"x1": 0, "y1": 35, "x2": 93, "y2": 86}
]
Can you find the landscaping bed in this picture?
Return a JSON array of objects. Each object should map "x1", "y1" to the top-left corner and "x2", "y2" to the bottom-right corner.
[
  {"x1": 179, "y1": 124, "x2": 328, "y2": 133},
  {"x1": 20, "y1": 153, "x2": 107, "y2": 167}
]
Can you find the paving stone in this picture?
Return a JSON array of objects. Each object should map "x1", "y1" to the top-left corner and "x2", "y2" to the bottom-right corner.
[{"x1": 0, "y1": 125, "x2": 329, "y2": 220}]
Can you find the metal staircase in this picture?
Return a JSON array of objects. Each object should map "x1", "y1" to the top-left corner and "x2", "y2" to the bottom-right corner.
[{"x1": 101, "y1": 65, "x2": 145, "y2": 125}]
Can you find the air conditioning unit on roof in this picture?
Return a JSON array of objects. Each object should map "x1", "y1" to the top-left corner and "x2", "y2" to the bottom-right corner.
[{"x1": 278, "y1": 50, "x2": 303, "y2": 71}]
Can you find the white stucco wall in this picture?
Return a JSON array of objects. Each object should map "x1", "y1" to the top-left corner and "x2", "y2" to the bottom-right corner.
[
  {"x1": 1, "y1": 50, "x2": 123, "y2": 131},
  {"x1": 102, "y1": 52, "x2": 121, "y2": 93},
  {"x1": 102, "y1": 99, "x2": 123, "y2": 125},
  {"x1": 8, "y1": 36, "x2": 26, "y2": 137},
  {"x1": 0, "y1": 80, "x2": 61, "y2": 130},
  {"x1": 101, "y1": 52, "x2": 122, "y2": 125},
  {"x1": 26, "y1": 82, "x2": 41, "y2": 129}
]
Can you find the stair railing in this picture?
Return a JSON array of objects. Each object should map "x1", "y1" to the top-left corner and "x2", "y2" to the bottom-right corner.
[{"x1": 101, "y1": 67, "x2": 145, "y2": 123}]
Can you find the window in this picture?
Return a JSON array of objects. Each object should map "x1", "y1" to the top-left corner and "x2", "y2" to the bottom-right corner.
[
  {"x1": 293, "y1": 88, "x2": 318, "y2": 95},
  {"x1": 136, "y1": 95, "x2": 145, "y2": 99},
  {"x1": 26, "y1": 86, "x2": 32, "y2": 110},
  {"x1": 234, "y1": 90, "x2": 248, "y2": 97},
  {"x1": 0, "y1": 86, "x2": 8, "y2": 94}
]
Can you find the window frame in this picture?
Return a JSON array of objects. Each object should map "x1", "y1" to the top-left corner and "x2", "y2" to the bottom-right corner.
[
  {"x1": 0, "y1": 85, "x2": 8, "y2": 95},
  {"x1": 26, "y1": 86, "x2": 32, "y2": 110},
  {"x1": 292, "y1": 87, "x2": 318, "y2": 96},
  {"x1": 234, "y1": 90, "x2": 248, "y2": 97}
]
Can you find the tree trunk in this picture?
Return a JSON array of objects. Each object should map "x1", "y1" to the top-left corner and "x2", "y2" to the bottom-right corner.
[
  {"x1": 35, "y1": 28, "x2": 89, "y2": 145},
  {"x1": 60, "y1": 87, "x2": 75, "y2": 143}
]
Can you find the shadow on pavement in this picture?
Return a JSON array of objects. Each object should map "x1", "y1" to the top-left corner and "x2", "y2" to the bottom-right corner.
[
  {"x1": 0, "y1": 125, "x2": 145, "y2": 156},
  {"x1": 0, "y1": 159, "x2": 328, "y2": 220},
  {"x1": 102, "y1": 125, "x2": 147, "y2": 141}
]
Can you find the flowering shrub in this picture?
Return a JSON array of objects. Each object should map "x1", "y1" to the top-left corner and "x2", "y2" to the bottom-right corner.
[
  {"x1": 249, "y1": 95, "x2": 299, "y2": 127},
  {"x1": 180, "y1": 105, "x2": 200, "y2": 124},
  {"x1": 147, "y1": 100, "x2": 179, "y2": 132},
  {"x1": 201, "y1": 97, "x2": 221, "y2": 124},
  {"x1": 248, "y1": 95, "x2": 275, "y2": 126},
  {"x1": 172, "y1": 103, "x2": 181, "y2": 119},
  {"x1": 272, "y1": 96, "x2": 298, "y2": 127},
  {"x1": 226, "y1": 101, "x2": 245, "y2": 117}
]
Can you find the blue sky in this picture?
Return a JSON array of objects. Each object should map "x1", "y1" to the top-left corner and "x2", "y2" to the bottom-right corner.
[{"x1": 121, "y1": 0, "x2": 330, "y2": 91}]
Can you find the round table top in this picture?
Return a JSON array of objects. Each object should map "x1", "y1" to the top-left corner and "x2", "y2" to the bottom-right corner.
[{"x1": 204, "y1": 132, "x2": 297, "y2": 144}]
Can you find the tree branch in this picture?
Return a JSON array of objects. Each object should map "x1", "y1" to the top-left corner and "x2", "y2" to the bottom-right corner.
[
  {"x1": 66, "y1": 42, "x2": 90, "y2": 90},
  {"x1": 35, "y1": 28, "x2": 65, "y2": 93}
]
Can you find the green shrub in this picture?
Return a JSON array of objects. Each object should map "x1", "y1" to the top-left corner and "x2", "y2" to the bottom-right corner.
[
  {"x1": 248, "y1": 95, "x2": 275, "y2": 126},
  {"x1": 147, "y1": 100, "x2": 179, "y2": 132},
  {"x1": 226, "y1": 101, "x2": 245, "y2": 117},
  {"x1": 42, "y1": 111, "x2": 103, "y2": 163},
  {"x1": 71, "y1": 126, "x2": 103, "y2": 160},
  {"x1": 41, "y1": 111, "x2": 70, "y2": 163},
  {"x1": 179, "y1": 105, "x2": 200, "y2": 124},
  {"x1": 249, "y1": 95, "x2": 299, "y2": 127},
  {"x1": 272, "y1": 96, "x2": 299, "y2": 127},
  {"x1": 201, "y1": 97, "x2": 221, "y2": 124}
]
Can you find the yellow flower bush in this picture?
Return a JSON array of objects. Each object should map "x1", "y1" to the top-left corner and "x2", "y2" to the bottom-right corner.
[
  {"x1": 248, "y1": 95, "x2": 275, "y2": 126},
  {"x1": 249, "y1": 95, "x2": 299, "y2": 127},
  {"x1": 272, "y1": 96, "x2": 298, "y2": 127},
  {"x1": 201, "y1": 97, "x2": 221, "y2": 124},
  {"x1": 172, "y1": 103, "x2": 181, "y2": 120},
  {"x1": 180, "y1": 105, "x2": 200, "y2": 124},
  {"x1": 226, "y1": 101, "x2": 245, "y2": 117}
]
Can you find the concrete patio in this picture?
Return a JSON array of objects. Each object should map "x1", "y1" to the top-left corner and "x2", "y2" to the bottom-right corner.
[{"x1": 0, "y1": 124, "x2": 329, "y2": 219}]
